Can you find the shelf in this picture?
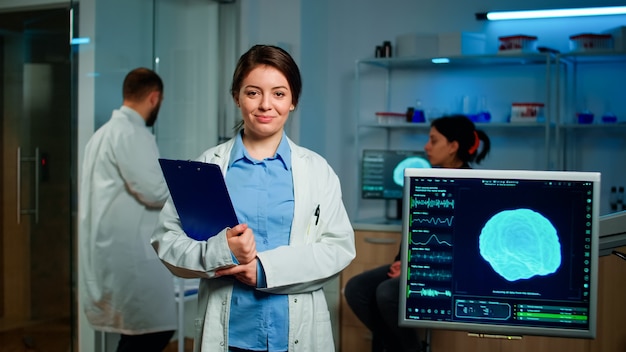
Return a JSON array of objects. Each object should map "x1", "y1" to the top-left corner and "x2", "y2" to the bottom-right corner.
[
  {"x1": 559, "y1": 123, "x2": 626, "y2": 129},
  {"x1": 559, "y1": 51, "x2": 626, "y2": 64},
  {"x1": 359, "y1": 122, "x2": 429, "y2": 129},
  {"x1": 359, "y1": 122, "x2": 549, "y2": 129},
  {"x1": 357, "y1": 53, "x2": 552, "y2": 69}
]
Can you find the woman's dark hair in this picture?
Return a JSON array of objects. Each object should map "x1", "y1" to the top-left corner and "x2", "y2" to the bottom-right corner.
[
  {"x1": 231, "y1": 45, "x2": 302, "y2": 132},
  {"x1": 430, "y1": 114, "x2": 491, "y2": 165},
  {"x1": 123, "y1": 67, "x2": 163, "y2": 101}
]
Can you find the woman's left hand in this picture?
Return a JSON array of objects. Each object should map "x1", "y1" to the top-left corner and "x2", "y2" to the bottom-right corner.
[
  {"x1": 216, "y1": 258, "x2": 258, "y2": 287},
  {"x1": 387, "y1": 260, "x2": 401, "y2": 278}
]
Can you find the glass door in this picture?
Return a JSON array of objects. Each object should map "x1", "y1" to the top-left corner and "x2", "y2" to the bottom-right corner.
[{"x1": 0, "y1": 5, "x2": 76, "y2": 351}]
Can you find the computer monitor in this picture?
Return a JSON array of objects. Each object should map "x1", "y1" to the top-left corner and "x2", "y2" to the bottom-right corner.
[
  {"x1": 399, "y1": 168, "x2": 600, "y2": 339},
  {"x1": 361, "y1": 149, "x2": 431, "y2": 200}
]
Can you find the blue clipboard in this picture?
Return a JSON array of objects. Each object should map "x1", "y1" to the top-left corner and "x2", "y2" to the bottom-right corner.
[{"x1": 159, "y1": 158, "x2": 238, "y2": 240}]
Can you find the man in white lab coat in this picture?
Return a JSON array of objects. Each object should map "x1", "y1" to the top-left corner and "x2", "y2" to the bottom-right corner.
[{"x1": 79, "y1": 67, "x2": 176, "y2": 351}]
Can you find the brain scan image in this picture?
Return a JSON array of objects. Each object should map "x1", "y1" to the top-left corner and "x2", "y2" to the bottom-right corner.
[
  {"x1": 393, "y1": 157, "x2": 431, "y2": 187},
  {"x1": 479, "y1": 208, "x2": 562, "y2": 281}
]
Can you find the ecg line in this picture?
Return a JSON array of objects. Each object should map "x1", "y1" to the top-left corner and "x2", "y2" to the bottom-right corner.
[
  {"x1": 411, "y1": 215, "x2": 454, "y2": 227},
  {"x1": 411, "y1": 234, "x2": 452, "y2": 246},
  {"x1": 410, "y1": 288, "x2": 452, "y2": 298},
  {"x1": 409, "y1": 269, "x2": 452, "y2": 281},
  {"x1": 410, "y1": 197, "x2": 455, "y2": 209}
]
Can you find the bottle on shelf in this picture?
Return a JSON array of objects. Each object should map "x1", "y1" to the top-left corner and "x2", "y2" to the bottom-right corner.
[
  {"x1": 382, "y1": 41, "x2": 392, "y2": 58},
  {"x1": 610, "y1": 186, "x2": 618, "y2": 211},
  {"x1": 375, "y1": 45, "x2": 383, "y2": 58},
  {"x1": 411, "y1": 99, "x2": 425, "y2": 123},
  {"x1": 601, "y1": 101, "x2": 617, "y2": 123},
  {"x1": 474, "y1": 95, "x2": 491, "y2": 123}
]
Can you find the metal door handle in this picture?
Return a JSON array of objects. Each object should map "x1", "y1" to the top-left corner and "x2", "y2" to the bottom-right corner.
[{"x1": 17, "y1": 147, "x2": 39, "y2": 224}]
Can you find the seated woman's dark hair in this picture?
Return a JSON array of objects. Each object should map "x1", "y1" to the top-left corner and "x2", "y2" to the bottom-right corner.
[{"x1": 430, "y1": 114, "x2": 491, "y2": 165}]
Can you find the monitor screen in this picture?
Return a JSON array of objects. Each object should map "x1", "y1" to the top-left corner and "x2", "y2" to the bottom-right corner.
[
  {"x1": 399, "y1": 168, "x2": 600, "y2": 339},
  {"x1": 361, "y1": 149, "x2": 431, "y2": 199}
]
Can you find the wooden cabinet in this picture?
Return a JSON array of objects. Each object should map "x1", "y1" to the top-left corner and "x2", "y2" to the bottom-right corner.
[{"x1": 340, "y1": 228, "x2": 402, "y2": 351}]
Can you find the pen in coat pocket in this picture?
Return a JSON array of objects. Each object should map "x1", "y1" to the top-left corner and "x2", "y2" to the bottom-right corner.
[
  {"x1": 315, "y1": 205, "x2": 320, "y2": 225},
  {"x1": 307, "y1": 205, "x2": 321, "y2": 236}
]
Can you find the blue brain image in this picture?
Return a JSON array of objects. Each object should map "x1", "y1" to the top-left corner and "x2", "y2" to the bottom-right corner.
[
  {"x1": 393, "y1": 157, "x2": 431, "y2": 186},
  {"x1": 479, "y1": 208, "x2": 561, "y2": 281}
]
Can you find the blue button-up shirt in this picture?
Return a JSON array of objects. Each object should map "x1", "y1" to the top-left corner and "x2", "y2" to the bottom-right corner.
[{"x1": 225, "y1": 131, "x2": 293, "y2": 351}]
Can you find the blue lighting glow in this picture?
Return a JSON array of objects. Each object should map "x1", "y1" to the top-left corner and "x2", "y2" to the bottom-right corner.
[
  {"x1": 432, "y1": 58, "x2": 450, "y2": 64},
  {"x1": 487, "y1": 6, "x2": 626, "y2": 20},
  {"x1": 71, "y1": 37, "x2": 91, "y2": 45}
]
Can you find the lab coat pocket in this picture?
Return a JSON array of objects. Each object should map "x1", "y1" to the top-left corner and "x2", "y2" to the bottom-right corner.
[
  {"x1": 314, "y1": 309, "x2": 334, "y2": 351},
  {"x1": 193, "y1": 318, "x2": 203, "y2": 347}
]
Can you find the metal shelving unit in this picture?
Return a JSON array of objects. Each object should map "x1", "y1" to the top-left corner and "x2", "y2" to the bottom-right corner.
[
  {"x1": 353, "y1": 53, "x2": 558, "y2": 222},
  {"x1": 555, "y1": 51, "x2": 626, "y2": 171}
]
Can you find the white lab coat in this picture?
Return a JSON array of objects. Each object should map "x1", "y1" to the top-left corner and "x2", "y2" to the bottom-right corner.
[
  {"x1": 79, "y1": 106, "x2": 177, "y2": 334},
  {"x1": 151, "y1": 137, "x2": 356, "y2": 351}
]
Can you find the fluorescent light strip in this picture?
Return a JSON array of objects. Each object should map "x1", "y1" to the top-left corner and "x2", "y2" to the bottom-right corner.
[{"x1": 486, "y1": 6, "x2": 626, "y2": 20}]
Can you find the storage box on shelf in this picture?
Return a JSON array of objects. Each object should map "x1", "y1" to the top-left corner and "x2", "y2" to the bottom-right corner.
[
  {"x1": 437, "y1": 32, "x2": 486, "y2": 57},
  {"x1": 395, "y1": 31, "x2": 486, "y2": 58},
  {"x1": 498, "y1": 35, "x2": 538, "y2": 54},
  {"x1": 604, "y1": 26, "x2": 626, "y2": 52},
  {"x1": 510, "y1": 102, "x2": 545, "y2": 123},
  {"x1": 569, "y1": 33, "x2": 614, "y2": 52},
  {"x1": 395, "y1": 33, "x2": 438, "y2": 58}
]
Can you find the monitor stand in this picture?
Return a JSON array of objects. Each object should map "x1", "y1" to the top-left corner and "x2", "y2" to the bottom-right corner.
[{"x1": 385, "y1": 198, "x2": 403, "y2": 222}]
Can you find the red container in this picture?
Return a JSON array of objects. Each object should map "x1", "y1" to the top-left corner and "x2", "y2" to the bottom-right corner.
[
  {"x1": 569, "y1": 33, "x2": 613, "y2": 52},
  {"x1": 498, "y1": 35, "x2": 538, "y2": 54},
  {"x1": 510, "y1": 102, "x2": 544, "y2": 123}
]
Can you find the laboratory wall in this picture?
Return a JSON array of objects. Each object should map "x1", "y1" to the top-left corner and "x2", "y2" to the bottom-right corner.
[
  {"x1": 76, "y1": 0, "x2": 222, "y2": 350},
  {"x1": 64, "y1": 0, "x2": 626, "y2": 350},
  {"x1": 239, "y1": 0, "x2": 626, "y2": 219}
]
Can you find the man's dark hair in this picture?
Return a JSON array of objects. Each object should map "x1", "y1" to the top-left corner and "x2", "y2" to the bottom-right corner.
[{"x1": 123, "y1": 67, "x2": 163, "y2": 102}]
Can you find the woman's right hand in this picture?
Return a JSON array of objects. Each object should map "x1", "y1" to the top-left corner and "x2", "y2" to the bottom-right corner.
[{"x1": 226, "y1": 224, "x2": 257, "y2": 264}]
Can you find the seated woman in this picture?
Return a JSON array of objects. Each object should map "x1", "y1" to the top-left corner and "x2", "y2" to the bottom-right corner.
[{"x1": 344, "y1": 114, "x2": 491, "y2": 352}]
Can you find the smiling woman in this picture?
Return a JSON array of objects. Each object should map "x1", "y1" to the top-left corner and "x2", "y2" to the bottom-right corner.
[
  {"x1": 151, "y1": 44, "x2": 356, "y2": 352},
  {"x1": 234, "y1": 64, "x2": 296, "y2": 158}
]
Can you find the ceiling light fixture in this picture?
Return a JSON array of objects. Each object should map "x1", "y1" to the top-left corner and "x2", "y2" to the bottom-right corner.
[{"x1": 475, "y1": 6, "x2": 626, "y2": 21}]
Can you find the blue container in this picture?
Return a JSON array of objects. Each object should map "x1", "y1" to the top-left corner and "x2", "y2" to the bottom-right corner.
[
  {"x1": 577, "y1": 112, "x2": 594, "y2": 124},
  {"x1": 412, "y1": 109, "x2": 425, "y2": 123},
  {"x1": 601, "y1": 113, "x2": 617, "y2": 123},
  {"x1": 470, "y1": 111, "x2": 491, "y2": 123}
]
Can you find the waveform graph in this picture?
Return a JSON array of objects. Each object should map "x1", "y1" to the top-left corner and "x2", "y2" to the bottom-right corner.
[
  {"x1": 409, "y1": 267, "x2": 452, "y2": 281},
  {"x1": 410, "y1": 196, "x2": 455, "y2": 210},
  {"x1": 409, "y1": 250, "x2": 453, "y2": 264},
  {"x1": 407, "y1": 286, "x2": 452, "y2": 299},
  {"x1": 410, "y1": 232, "x2": 453, "y2": 248},
  {"x1": 409, "y1": 213, "x2": 454, "y2": 228}
]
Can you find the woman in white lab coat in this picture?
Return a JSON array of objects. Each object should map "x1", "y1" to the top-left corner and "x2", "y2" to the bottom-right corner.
[
  {"x1": 151, "y1": 45, "x2": 355, "y2": 352},
  {"x1": 79, "y1": 68, "x2": 177, "y2": 351}
]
